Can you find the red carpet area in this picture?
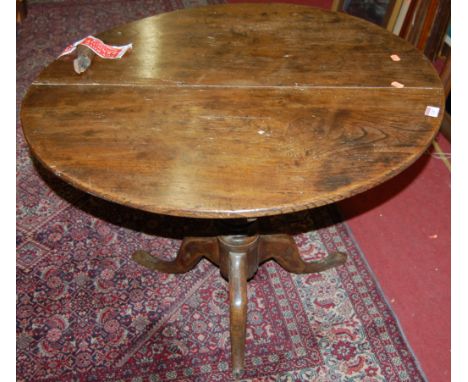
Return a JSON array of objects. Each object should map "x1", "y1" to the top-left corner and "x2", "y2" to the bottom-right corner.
[{"x1": 339, "y1": 134, "x2": 451, "y2": 382}]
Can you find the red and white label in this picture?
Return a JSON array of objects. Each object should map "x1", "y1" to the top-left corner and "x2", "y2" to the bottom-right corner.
[{"x1": 58, "y1": 36, "x2": 132, "y2": 59}]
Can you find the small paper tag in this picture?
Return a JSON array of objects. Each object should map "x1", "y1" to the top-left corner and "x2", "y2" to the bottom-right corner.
[
  {"x1": 58, "y1": 36, "x2": 132, "y2": 59},
  {"x1": 391, "y1": 81, "x2": 405, "y2": 88},
  {"x1": 425, "y1": 106, "x2": 440, "y2": 118}
]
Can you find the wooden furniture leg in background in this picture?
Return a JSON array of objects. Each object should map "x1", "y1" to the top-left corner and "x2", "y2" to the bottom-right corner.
[
  {"x1": 439, "y1": 51, "x2": 451, "y2": 142},
  {"x1": 16, "y1": 0, "x2": 27, "y2": 23},
  {"x1": 132, "y1": 220, "x2": 347, "y2": 376}
]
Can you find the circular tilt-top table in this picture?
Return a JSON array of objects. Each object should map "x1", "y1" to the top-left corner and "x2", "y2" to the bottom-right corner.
[{"x1": 21, "y1": 3, "x2": 444, "y2": 376}]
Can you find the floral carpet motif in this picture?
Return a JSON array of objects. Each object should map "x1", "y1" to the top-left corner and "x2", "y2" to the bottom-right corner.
[{"x1": 17, "y1": 1, "x2": 426, "y2": 381}]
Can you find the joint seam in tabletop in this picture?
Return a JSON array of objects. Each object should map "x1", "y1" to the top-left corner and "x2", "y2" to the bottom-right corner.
[{"x1": 31, "y1": 82, "x2": 441, "y2": 90}]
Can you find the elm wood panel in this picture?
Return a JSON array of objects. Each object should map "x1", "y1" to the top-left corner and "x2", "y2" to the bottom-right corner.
[
  {"x1": 35, "y1": 3, "x2": 440, "y2": 89},
  {"x1": 21, "y1": 85, "x2": 444, "y2": 218}
]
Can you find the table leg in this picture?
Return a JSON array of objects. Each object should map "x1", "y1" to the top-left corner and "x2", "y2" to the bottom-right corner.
[
  {"x1": 132, "y1": 224, "x2": 346, "y2": 376},
  {"x1": 132, "y1": 237, "x2": 219, "y2": 273},
  {"x1": 227, "y1": 250, "x2": 248, "y2": 377},
  {"x1": 259, "y1": 234, "x2": 347, "y2": 273},
  {"x1": 218, "y1": 235, "x2": 259, "y2": 376}
]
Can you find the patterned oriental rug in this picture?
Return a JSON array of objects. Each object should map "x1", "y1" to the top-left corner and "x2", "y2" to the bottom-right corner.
[{"x1": 17, "y1": 1, "x2": 426, "y2": 381}]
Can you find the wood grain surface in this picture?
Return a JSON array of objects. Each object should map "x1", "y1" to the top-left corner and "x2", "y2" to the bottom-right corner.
[{"x1": 21, "y1": 3, "x2": 444, "y2": 218}]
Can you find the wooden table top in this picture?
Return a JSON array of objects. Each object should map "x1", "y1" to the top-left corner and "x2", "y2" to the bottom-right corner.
[{"x1": 21, "y1": 3, "x2": 444, "y2": 218}]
